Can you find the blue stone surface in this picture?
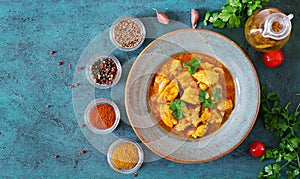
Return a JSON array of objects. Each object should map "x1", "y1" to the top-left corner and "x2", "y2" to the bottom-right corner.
[{"x1": 0, "y1": 0, "x2": 299, "y2": 178}]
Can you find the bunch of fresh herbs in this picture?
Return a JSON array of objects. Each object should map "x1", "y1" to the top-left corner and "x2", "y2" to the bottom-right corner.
[
  {"x1": 203, "y1": 0, "x2": 269, "y2": 28},
  {"x1": 258, "y1": 85, "x2": 300, "y2": 178}
]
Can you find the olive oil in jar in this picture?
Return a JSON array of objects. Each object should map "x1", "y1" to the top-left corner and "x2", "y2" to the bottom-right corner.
[{"x1": 245, "y1": 8, "x2": 293, "y2": 52}]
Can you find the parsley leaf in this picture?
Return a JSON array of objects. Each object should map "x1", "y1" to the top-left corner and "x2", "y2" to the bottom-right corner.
[
  {"x1": 258, "y1": 85, "x2": 300, "y2": 179},
  {"x1": 199, "y1": 90, "x2": 214, "y2": 110},
  {"x1": 213, "y1": 87, "x2": 222, "y2": 102},
  {"x1": 169, "y1": 99, "x2": 186, "y2": 119},
  {"x1": 199, "y1": 89, "x2": 209, "y2": 102},
  {"x1": 183, "y1": 57, "x2": 201, "y2": 75},
  {"x1": 203, "y1": 0, "x2": 269, "y2": 28},
  {"x1": 199, "y1": 88, "x2": 222, "y2": 110},
  {"x1": 203, "y1": 98, "x2": 214, "y2": 110},
  {"x1": 203, "y1": 11, "x2": 211, "y2": 26}
]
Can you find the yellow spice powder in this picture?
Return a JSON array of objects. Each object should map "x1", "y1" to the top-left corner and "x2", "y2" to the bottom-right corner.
[{"x1": 112, "y1": 143, "x2": 139, "y2": 169}]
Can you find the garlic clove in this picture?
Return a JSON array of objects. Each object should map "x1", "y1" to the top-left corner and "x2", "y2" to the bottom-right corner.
[
  {"x1": 191, "y1": 9, "x2": 199, "y2": 29},
  {"x1": 153, "y1": 8, "x2": 169, "y2": 25}
]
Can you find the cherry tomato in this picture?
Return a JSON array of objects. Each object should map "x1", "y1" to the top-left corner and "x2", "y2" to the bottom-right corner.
[
  {"x1": 263, "y1": 50, "x2": 284, "y2": 68},
  {"x1": 250, "y1": 141, "x2": 266, "y2": 157}
]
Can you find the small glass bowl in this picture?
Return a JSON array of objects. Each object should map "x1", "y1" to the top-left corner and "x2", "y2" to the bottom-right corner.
[
  {"x1": 107, "y1": 139, "x2": 144, "y2": 174},
  {"x1": 84, "y1": 98, "x2": 120, "y2": 134},
  {"x1": 85, "y1": 53, "x2": 122, "y2": 89},
  {"x1": 109, "y1": 16, "x2": 146, "y2": 51}
]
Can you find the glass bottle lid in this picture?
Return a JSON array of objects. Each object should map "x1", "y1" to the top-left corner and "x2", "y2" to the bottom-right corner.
[{"x1": 261, "y1": 12, "x2": 293, "y2": 40}]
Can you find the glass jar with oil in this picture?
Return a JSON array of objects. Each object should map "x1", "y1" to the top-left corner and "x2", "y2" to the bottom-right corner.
[{"x1": 245, "y1": 8, "x2": 293, "y2": 52}]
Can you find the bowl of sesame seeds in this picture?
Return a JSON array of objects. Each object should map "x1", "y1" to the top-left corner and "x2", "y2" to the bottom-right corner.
[
  {"x1": 85, "y1": 53, "x2": 122, "y2": 89},
  {"x1": 109, "y1": 16, "x2": 146, "y2": 51}
]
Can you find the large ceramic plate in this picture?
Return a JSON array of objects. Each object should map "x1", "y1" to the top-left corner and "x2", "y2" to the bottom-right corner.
[{"x1": 125, "y1": 29, "x2": 260, "y2": 163}]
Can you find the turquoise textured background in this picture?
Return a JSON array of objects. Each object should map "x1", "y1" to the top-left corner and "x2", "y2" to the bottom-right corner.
[{"x1": 0, "y1": 0, "x2": 299, "y2": 178}]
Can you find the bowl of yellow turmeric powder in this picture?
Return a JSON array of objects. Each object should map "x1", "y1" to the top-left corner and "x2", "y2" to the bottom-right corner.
[{"x1": 107, "y1": 138, "x2": 144, "y2": 174}]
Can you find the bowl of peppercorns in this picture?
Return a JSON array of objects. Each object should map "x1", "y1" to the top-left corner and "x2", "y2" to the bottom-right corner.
[{"x1": 86, "y1": 53, "x2": 122, "y2": 89}]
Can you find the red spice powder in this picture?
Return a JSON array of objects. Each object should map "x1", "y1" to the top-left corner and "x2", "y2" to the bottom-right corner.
[{"x1": 89, "y1": 104, "x2": 116, "y2": 129}]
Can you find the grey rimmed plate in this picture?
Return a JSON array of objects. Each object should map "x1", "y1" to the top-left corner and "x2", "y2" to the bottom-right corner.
[{"x1": 125, "y1": 29, "x2": 260, "y2": 164}]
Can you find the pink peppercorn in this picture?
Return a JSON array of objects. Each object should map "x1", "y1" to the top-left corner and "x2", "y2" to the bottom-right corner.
[
  {"x1": 58, "y1": 62, "x2": 63, "y2": 66},
  {"x1": 70, "y1": 85, "x2": 73, "y2": 88},
  {"x1": 80, "y1": 150, "x2": 86, "y2": 154},
  {"x1": 100, "y1": 63, "x2": 105, "y2": 69},
  {"x1": 50, "y1": 50, "x2": 55, "y2": 55},
  {"x1": 54, "y1": 155, "x2": 59, "y2": 158}
]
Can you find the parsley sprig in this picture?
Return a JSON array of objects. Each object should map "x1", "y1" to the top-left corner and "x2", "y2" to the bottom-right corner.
[
  {"x1": 258, "y1": 85, "x2": 300, "y2": 179},
  {"x1": 169, "y1": 99, "x2": 186, "y2": 119},
  {"x1": 203, "y1": 0, "x2": 269, "y2": 28},
  {"x1": 199, "y1": 88, "x2": 222, "y2": 110},
  {"x1": 199, "y1": 89, "x2": 214, "y2": 110},
  {"x1": 213, "y1": 87, "x2": 222, "y2": 102},
  {"x1": 183, "y1": 57, "x2": 201, "y2": 75}
]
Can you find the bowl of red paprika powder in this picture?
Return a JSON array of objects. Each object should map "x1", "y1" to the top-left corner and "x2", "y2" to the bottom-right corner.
[{"x1": 84, "y1": 98, "x2": 120, "y2": 134}]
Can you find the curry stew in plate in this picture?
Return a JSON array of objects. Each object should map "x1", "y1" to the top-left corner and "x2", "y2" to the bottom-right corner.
[{"x1": 148, "y1": 52, "x2": 235, "y2": 138}]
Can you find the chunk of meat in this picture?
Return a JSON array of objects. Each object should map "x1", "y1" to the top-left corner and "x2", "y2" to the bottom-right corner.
[
  {"x1": 159, "y1": 104, "x2": 177, "y2": 128},
  {"x1": 186, "y1": 128, "x2": 195, "y2": 137},
  {"x1": 175, "y1": 105, "x2": 201, "y2": 133},
  {"x1": 180, "y1": 87, "x2": 200, "y2": 105},
  {"x1": 192, "y1": 70, "x2": 220, "y2": 87},
  {"x1": 160, "y1": 80, "x2": 179, "y2": 102},
  {"x1": 217, "y1": 99, "x2": 233, "y2": 111},
  {"x1": 153, "y1": 74, "x2": 170, "y2": 94},
  {"x1": 202, "y1": 62, "x2": 214, "y2": 70},
  {"x1": 183, "y1": 105, "x2": 200, "y2": 118},
  {"x1": 205, "y1": 70, "x2": 220, "y2": 86},
  {"x1": 192, "y1": 108, "x2": 211, "y2": 127},
  {"x1": 199, "y1": 82, "x2": 209, "y2": 91},
  {"x1": 177, "y1": 71, "x2": 197, "y2": 89},
  {"x1": 213, "y1": 67, "x2": 224, "y2": 75},
  {"x1": 175, "y1": 118, "x2": 191, "y2": 131},
  {"x1": 149, "y1": 95, "x2": 160, "y2": 114},
  {"x1": 209, "y1": 109, "x2": 223, "y2": 123},
  {"x1": 159, "y1": 59, "x2": 183, "y2": 77},
  {"x1": 191, "y1": 124, "x2": 207, "y2": 138},
  {"x1": 169, "y1": 60, "x2": 183, "y2": 73}
]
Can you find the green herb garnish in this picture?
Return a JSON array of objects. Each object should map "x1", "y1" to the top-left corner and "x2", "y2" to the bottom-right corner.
[
  {"x1": 203, "y1": 0, "x2": 269, "y2": 28},
  {"x1": 213, "y1": 87, "x2": 222, "y2": 102},
  {"x1": 258, "y1": 85, "x2": 300, "y2": 179},
  {"x1": 203, "y1": 11, "x2": 211, "y2": 26},
  {"x1": 199, "y1": 89, "x2": 214, "y2": 110},
  {"x1": 169, "y1": 99, "x2": 186, "y2": 119},
  {"x1": 183, "y1": 57, "x2": 201, "y2": 75}
]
